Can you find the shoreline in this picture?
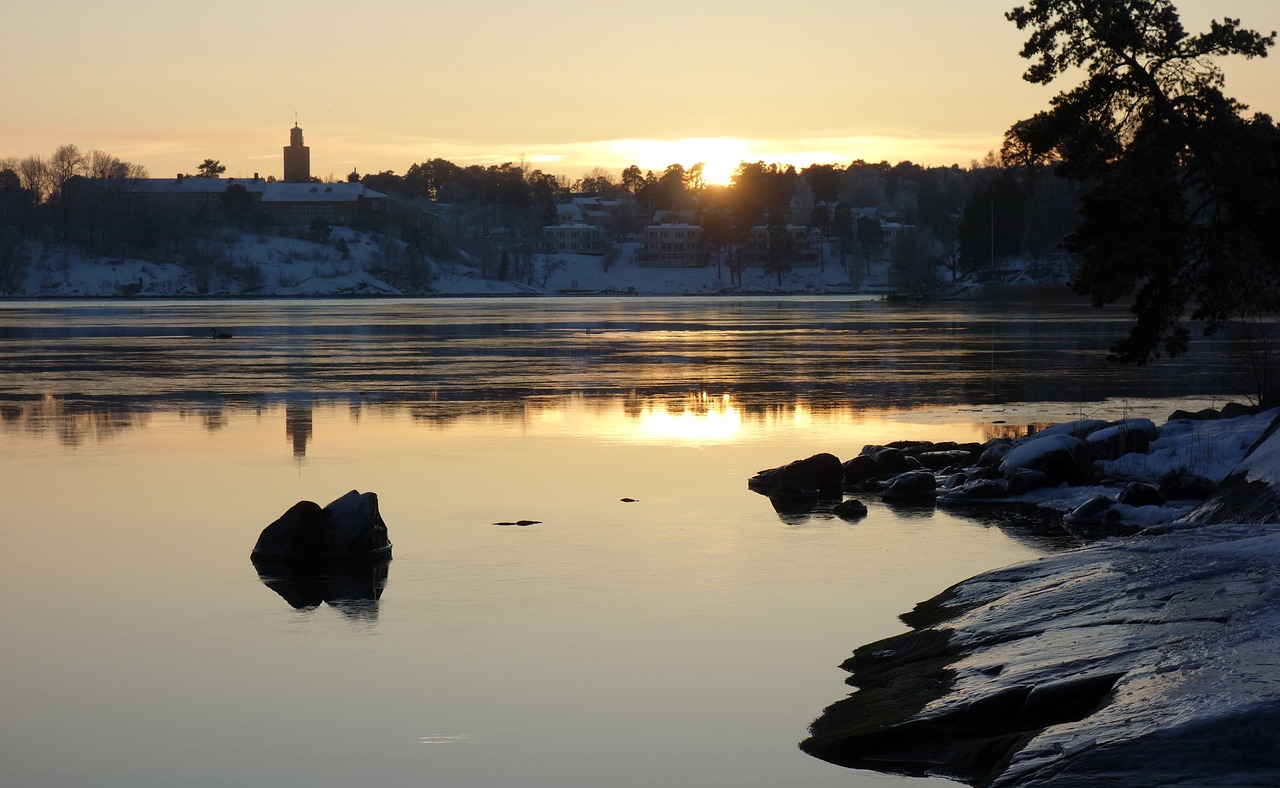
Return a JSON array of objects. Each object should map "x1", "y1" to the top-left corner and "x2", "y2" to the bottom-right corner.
[{"x1": 790, "y1": 407, "x2": 1280, "y2": 785}]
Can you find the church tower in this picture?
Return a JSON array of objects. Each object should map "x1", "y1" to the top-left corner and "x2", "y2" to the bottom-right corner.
[{"x1": 283, "y1": 122, "x2": 311, "y2": 182}]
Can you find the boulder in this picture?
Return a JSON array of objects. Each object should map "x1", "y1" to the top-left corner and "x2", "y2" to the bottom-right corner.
[
  {"x1": 976, "y1": 439, "x2": 1013, "y2": 467},
  {"x1": 842, "y1": 454, "x2": 884, "y2": 488},
  {"x1": 833, "y1": 498, "x2": 869, "y2": 520},
  {"x1": 1084, "y1": 418, "x2": 1158, "y2": 460},
  {"x1": 1033, "y1": 419, "x2": 1109, "y2": 439},
  {"x1": 252, "y1": 490, "x2": 392, "y2": 561},
  {"x1": 1064, "y1": 494, "x2": 1119, "y2": 525},
  {"x1": 999, "y1": 434, "x2": 1091, "y2": 486},
  {"x1": 917, "y1": 449, "x2": 974, "y2": 471},
  {"x1": 867, "y1": 446, "x2": 911, "y2": 475},
  {"x1": 881, "y1": 470, "x2": 937, "y2": 501},
  {"x1": 1116, "y1": 481, "x2": 1166, "y2": 508},
  {"x1": 938, "y1": 479, "x2": 1009, "y2": 503},
  {"x1": 1007, "y1": 468, "x2": 1051, "y2": 495},
  {"x1": 749, "y1": 452, "x2": 843, "y2": 499}
]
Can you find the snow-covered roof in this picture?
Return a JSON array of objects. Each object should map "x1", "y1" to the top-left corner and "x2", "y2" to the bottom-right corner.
[
  {"x1": 130, "y1": 177, "x2": 268, "y2": 195},
  {"x1": 120, "y1": 178, "x2": 387, "y2": 202},
  {"x1": 260, "y1": 182, "x2": 384, "y2": 203}
]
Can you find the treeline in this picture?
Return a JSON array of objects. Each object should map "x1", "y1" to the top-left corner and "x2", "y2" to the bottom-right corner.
[
  {"x1": 356, "y1": 155, "x2": 1084, "y2": 282},
  {"x1": 1, "y1": 140, "x2": 1085, "y2": 293}
]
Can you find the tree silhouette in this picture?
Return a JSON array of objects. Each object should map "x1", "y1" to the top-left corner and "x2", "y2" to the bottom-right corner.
[
  {"x1": 1005, "y1": 0, "x2": 1280, "y2": 361},
  {"x1": 195, "y1": 159, "x2": 226, "y2": 178}
]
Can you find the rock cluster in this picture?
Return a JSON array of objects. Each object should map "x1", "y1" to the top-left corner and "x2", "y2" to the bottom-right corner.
[{"x1": 748, "y1": 415, "x2": 1215, "y2": 533}]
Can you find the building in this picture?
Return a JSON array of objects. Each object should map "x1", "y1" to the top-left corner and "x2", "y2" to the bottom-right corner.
[
  {"x1": 75, "y1": 124, "x2": 387, "y2": 226},
  {"x1": 743, "y1": 225, "x2": 824, "y2": 267},
  {"x1": 541, "y1": 222, "x2": 608, "y2": 255},
  {"x1": 639, "y1": 223, "x2": 705, "y2": 267},
  {"x1": 283, "y1": 123, "x2": 311, "y2": 182}
]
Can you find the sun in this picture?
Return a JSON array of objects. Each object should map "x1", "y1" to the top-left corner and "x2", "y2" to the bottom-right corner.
[{"x1": 608, "y1": 137, "x2": 754, "y2": 186}]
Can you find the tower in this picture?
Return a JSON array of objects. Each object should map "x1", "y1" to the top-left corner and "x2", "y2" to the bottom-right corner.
[{"x1": 283, "y1": 122, "x2": 311, "y2": 182}]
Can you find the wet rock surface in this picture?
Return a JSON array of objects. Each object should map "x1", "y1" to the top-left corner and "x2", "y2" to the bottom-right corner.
[{"x1": 800, "y1": 523, "x2": 1280, "y2": 786}]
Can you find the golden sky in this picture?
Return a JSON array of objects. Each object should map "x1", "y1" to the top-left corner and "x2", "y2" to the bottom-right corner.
[{"x1": 3, "y1": 0, "x2": 1278, "y2": 184}]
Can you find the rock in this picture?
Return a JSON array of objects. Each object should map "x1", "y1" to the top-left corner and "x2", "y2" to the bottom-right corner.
[
  {"x1": 1159, "y1": 469, "x2": 1217, "y2": 500},
  {"x1": 1033, "y1": 418, "x2": 1109, "y2": 439},
  {"x1": 881, "y1": 470, "x2": 937, "y2": 501},
  {"x1": 1169, "y1": 407, "x2": 1223, "y2": 421},
  {"x1": 801, "y1": 525, "x2": 1280, "y2": 786},
  {"x1": 1006, "y1": 468, "x2": 1051, "y2": 494},
  {"x1": 917, "y1": 449, "x2": 974, "y2": 471},
  {"x1": 251, "y1": 490, "x2": 392, "y2": 561},
  {"x1": 1084, "y1": 418, "x2": 1158, "y2": 460},
  {"x1": 867, "y1": 446, "x2": 911, "y2": 475},
  {"x1": 938, "y1": 478, "x2": 1009, "y2": 503},
  {"x1": 976, "y1": 439, "x2": 1013, "y2": 467},
  {"x1": 842, "y1": 454, "x2": 884, "y2": 488},
  {"x1": 1116, "y1": 481, "x2": 1165, "y2": 508},
  {"x1": 833, "y1": 499, "x2": 869, "y2": 520},
  {"x1": 1064, "y1": 494, "x2": 1118, "y2": 525},
  {"x1": 999, "y1": 434, "x2": 1091, "y2": 486},
  {"x1": 749, "y1": 452, "x2": 843, "y2": 499},
  {"x1": 1219, "y1": 402, "x2": 1259, "y2": 419}
]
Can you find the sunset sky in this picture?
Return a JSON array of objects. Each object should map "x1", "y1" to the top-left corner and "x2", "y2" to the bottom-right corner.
[{"x1": 4, "y1": 0, "x2": 1278, "y2": 185}]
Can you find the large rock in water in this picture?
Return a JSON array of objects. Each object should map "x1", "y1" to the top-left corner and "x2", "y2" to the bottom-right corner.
[
  {"x1": 251, "y1": 490, "x2": 392, "y2": 561},
  {"x1": 748, "y1": 452, "x2": 844, "y2": 500}
]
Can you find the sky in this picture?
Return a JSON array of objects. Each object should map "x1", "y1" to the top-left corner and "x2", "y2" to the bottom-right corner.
[{"x1": 3, "y1": 0, "x2": 1279, "y2": 185}]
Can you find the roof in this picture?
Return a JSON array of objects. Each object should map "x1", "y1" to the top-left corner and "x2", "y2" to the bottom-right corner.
[
  {"x1": 119, "y1": 178, "x2": 387, "y2": 203},
  {"x1": 130, "y1": 177, "x2": 268, "y2": 195},
  {"x1": 259, "y1": 182, "x2": 385, "y2": 203}
]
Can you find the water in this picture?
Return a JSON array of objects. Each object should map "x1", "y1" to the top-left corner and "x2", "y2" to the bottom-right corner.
[{"x1": 0, "y1": 297, "x2": 1242, "y2": 787}]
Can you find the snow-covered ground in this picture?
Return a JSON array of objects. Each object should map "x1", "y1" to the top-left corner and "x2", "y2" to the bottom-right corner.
[
  {"x1": 1011, "y1": 410, "x2": 1276, "y2": 526},
  {"x1": 4, "y1": 228, "x2": 1025, "y2": 297}
]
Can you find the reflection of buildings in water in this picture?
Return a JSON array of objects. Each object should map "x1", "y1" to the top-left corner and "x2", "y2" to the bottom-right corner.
[
  {"x1": 285, "y1": 401, "x2": 314, "y2": 457},
  {"x1": 0, "y1": 395, "x2": 150, "y2": 446},
  {"x1": 203, "y1": 410, "x2": 226, "y2": 432}
]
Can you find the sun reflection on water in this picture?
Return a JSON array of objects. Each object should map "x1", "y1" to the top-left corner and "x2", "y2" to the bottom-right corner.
[{"x1": 637, "y1": 392, "x2": 742, "y2": 443}]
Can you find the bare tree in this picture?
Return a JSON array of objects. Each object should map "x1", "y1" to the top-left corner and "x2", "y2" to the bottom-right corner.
[
  {"x1": 48, "y1": 144, "x2": 87, "y2": 199},
  {"x1": 16, "y1": 156, "x2": 51, "y2": 202}
]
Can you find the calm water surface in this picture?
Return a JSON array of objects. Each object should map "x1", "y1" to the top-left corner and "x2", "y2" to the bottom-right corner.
[{"x1": 0, "y1": 297, "x2": 1241, "y2": 787}]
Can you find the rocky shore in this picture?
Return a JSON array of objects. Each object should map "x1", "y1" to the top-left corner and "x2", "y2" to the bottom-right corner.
[{"x1": 752, "y1": 405, "x2": 1280, "y2": 786}]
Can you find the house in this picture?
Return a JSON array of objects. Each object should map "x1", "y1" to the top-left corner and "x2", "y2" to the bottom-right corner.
[
  {"x1": 258, "y1": 181, "x2": 385, "y2": 225},
  {"x1": 742, "y1": 224, "x2": 824, "y2": 267},
  {"x1": 541, "y1": 222, "x2": 608, "y2": 255},
  {"x1": 639, "y1": 223, "x2": 705, "y2": 267}
]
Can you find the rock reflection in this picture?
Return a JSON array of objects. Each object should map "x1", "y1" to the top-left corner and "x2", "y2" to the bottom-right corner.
[{"x1": 251, "y1": 556, "x2": 390, "y2": 620}]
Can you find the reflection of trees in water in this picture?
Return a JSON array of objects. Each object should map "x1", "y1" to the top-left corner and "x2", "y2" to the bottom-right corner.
[
  {"x1": 0, "y1": 384, "x2": 1236, "y2": 459},
  {"x1": 0, "y1": 395, "x2": 151, "y2": 446}
]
